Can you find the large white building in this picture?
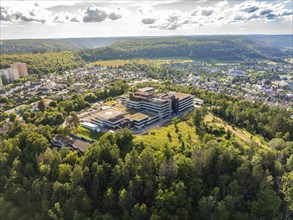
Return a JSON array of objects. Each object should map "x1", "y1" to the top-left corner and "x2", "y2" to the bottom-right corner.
[
  {"x1": 83, "y1": 88, "x2": 195, "y2": 130},
  {"x1": 125, "y1": 88, "x2": 194, "y2": 117},
  {"x1": 91, "y1": 108, "x2": 126, "y2": 128}
]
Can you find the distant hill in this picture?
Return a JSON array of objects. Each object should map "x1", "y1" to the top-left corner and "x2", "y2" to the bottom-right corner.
[
  {"x1": 0, "y1": 36, "x2": 291, "y2": 74},
  {"x1": 1, "y1": 35, "x2": 292, "y2": 55},
  {"x1": 251, "y1": 35, "x2": 293, "y2": 50},
  {"x1": 79, "y1": 37, "x2": 290, "y2": 62},
  {"x1": 0, "y1": 38, "x2": 122, "y2": 54}
]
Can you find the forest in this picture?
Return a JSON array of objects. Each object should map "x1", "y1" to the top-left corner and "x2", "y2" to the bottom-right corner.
[
  {"x1": 0, "y1": 80, "x2": 292, "y2": 220},
  {"x1": 1, "y1": 35, "x2": 292, "y2": 55},
  {"x1": 0, "y1": 52, "x2": 84, "y2": 75},
  {"x1": 79, "y1": 37, "x2": 289, "y2": 62}
]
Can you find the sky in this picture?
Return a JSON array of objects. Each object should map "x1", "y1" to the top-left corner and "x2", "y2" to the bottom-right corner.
[{"x1": 0, "y1": 0, "x2": 292, "y2": 39}]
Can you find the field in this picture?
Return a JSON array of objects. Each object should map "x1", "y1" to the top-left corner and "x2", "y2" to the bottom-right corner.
[
  {"x1": 76, "y1": 125, "x2": 104, "y2": 141},
  {"x1": 88, "y1": 59, "x2": 193, "y2": 67}
]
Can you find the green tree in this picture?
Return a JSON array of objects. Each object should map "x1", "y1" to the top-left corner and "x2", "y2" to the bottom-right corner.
[
  {"x1": 37, "y1": 99, "x2": 46, "y2": 112},
  {"x1": 9, "y1": 112, "x2": 17, "y2": 122}
]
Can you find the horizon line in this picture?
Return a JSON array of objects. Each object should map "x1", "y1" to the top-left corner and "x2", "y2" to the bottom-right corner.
[{"x1": 1, "y1": 34, "x2": 293, "y2": 41}]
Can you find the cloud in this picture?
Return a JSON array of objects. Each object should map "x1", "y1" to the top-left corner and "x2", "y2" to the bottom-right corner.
[
  {"x1": 0, "y1": 7, "x2": 11, "y2": 21},
  {"x1": 108, "y1": 12, "x2": 122, "y2": 20},
  {"x1": 260, "y1": 9, "x2": 273, "y2": 16},
  {"x1": 242, "y1": 6, "x2": 259, "y2": 13},
  {"x1": 1, "y1": 0, "x2": 292, "y2": 32},
  {"x1": 0, "y1": 4, "x2": 123, "y2": 24},
  {"x1": 83, "y1": 6, "x2": 107, "y2": 22},
  {"x1": 0, "y1": 4, "x2": 51, "y2": 24},
  {"x1": 281, "y1": 11, "x2": 293, "y2": 16},
  {"x1": 141, "y1": 18, "x2": 156, "y2": 24},
  {"x1": 140, "y1": 0, "x2": 292, "y2": 31},
  {"x1": 20, "y1": 15, "x2": 45, "y2": 24},
  {"x1": 201, "y1": 9, "x2": 213, "y2": 16},
  {"x1": 82, "y1": 5, "x2": 123, "y2": 22},
  {"x1": 70, "y1": 17, "x2": 80, "y2": 23}
]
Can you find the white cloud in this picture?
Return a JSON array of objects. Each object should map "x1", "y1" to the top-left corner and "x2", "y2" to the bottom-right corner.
[
  {"x1": 141, "y1": 18, "x2": 156, "y2": 24},
  {"x1": 0, "y1": 0, "x2": 292, "y2": 37},
  {"x1": 83, "y1": 6, "x2": 108, "y2": 22},
  {"x1": 139, "y1": 0, "x2": 292, "y2": 30}
]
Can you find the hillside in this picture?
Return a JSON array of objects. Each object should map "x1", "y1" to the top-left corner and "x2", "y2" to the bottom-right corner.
[
  {"x1": 0, "y1": 38, "x2": 121, "y2": 55},
  {"x1": 0, "y1": 36, "x2": 291, "y2": 75},
  {"x1": 1, "y1": 35, "x2": 292, "y2": 57},
  {"x1": 79, "y1": 37, "x2": 289, "y2": 62}
]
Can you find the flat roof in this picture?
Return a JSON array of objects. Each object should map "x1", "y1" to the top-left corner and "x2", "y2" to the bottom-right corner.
[
  {"x1": 173, "y1": 92, "x2": 191, "y2": 100},
  {"x1": 150, "y1": 97, "x2": 168, "y2": 104},
  {"x1": 128, "y1": 113, "x2": 149, "y2": 121},
  {"x1": 72, "y1": 139, "x2": 91, "y2": 152},
  {"x1": 93, "y1": 108, "x2": 124, "y2": 120},
  {"x1": 138, "y1": 87, "x2": 154, "y2": 92}
]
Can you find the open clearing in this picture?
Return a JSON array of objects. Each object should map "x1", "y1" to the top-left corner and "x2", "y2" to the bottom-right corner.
[
  {"x1": 134, "y1": 119, "x2": 199, "y2": 149},
  {"x1": 204, "y1": 113, "x2": 268, "y2": 148}
]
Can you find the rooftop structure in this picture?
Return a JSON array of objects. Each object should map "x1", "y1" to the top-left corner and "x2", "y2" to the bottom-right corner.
[
  {"x1": 51, "y1": 135, "x2": 92, "y2": 154},
  {"x1": 138, "y1": 87, "x2": 155, "y2": 93},
  {"x1": 171, "y1": 92, "x2": 191, "y2": 100},
  {"x1": 92, "y1": 107, "x2": 125, "y2": 128},
  {"x1": 80, "y1": 122, "x2": 100, "y2": 132},
  {"x1": 94, "y1": 108, "x2": 124, "y2": 121}
]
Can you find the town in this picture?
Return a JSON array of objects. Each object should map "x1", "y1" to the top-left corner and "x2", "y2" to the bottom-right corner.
[{"x1": 0, "y1": 60, "x2": 292, "y2": 113}]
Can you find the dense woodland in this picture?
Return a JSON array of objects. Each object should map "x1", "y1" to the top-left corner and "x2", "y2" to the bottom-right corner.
[{"x1": 0, "y1": 80, "x2": 293, "y2": 219}]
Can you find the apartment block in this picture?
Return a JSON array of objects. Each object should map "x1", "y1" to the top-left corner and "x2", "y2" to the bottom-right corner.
[
  {"x1": 10, "y1": 63, "x2": 28, "y2": 78},
  {"x1": 7, "y1": 68, "x2": 20, "y2": 81}
]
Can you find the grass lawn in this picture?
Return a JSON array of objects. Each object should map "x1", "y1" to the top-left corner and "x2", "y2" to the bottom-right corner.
[
  {"x1": 76, "y1": 126, "x2": 104, "y2": 141},
  {"x1": 134, "y1": 120, "x2": 199, "y2": 149}
]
